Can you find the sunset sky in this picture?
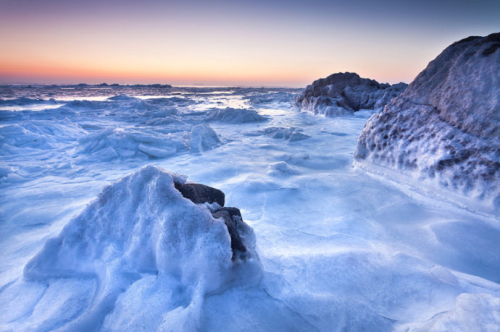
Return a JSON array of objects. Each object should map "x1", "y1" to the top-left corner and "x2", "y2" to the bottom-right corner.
[{"x1": 1, "y1": 0, "x2": 499, "y2": 87}]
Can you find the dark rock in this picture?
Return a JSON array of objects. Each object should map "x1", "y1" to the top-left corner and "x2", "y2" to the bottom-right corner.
[
  {"x1": 294, "y1": 72, "x2": 407, "y2": 116},
  {"x1": 174, "y1": 181, "x2": 249, "y2": 258},
  {"x1": 218, "y1": 207, "x2": 242, "y2": 218},
  {"x1": 174, "y1": 182, "x2": 225, "y2": 206},
  {"x1": 354, "y1": 32, "x2": 500, "y2": 214},
  {"x1": 483, "y1": 43, "x2": 500, "y2": 56},
  {"x1": 211, "y1": 210, "x2": 247, "y2": 256}
]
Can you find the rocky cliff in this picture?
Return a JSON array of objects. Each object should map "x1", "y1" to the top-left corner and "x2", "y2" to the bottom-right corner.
[{"x1": 355, "y1": 33, "x2": 500, "y2": 213}]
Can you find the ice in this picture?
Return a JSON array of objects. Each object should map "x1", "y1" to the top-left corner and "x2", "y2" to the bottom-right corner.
[
  {"x1": 399, "y1": 293, "x2": 500, "y2": 331},
  {"x1": 243, "y1": 90, "x2": 296, "y2": 108},
  {"x1": 245, "y1": 126, "x2": 310, "y2": 141},
  {"x1": 355, "y1": 33, "x2": 500, "y2": 215},
  {"x1": 0, "y1": 84, "x2": 499, "y2": 331},
  {"x1": 188, "y1": 124, "x2": 221, "y2": 153},
  {"x1": 76, "y1": 128, "x2": 186, "y2": 161},
  {"x1": 205, "y1": 107, "x2": 267, "y2": 123},
  {"x1": 6, "y1": 166, "x2": 260, "y2": 331}
]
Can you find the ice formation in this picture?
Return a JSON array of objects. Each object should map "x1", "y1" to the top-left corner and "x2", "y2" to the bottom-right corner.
[
  {"x1": 1, "y1": 81, "x2": 500, "y2": 331},
  {"x1": 355, "y1": 33, "x2": 500, "y2": 214},
  {"x1": 15, "y1": 166, "x2": 260, "y2": 331},
  {"x1": 188, "y1": 124, "x2": 221, "y2": 153},
  {"x1": 294, "y1": 72, "x2": 407, "y2": 116},
  {"x1": 205, "y1": 107, "x2": 267, "y2": 123},
  {"x1": 245, "y1": 126, "x2": 310, "y2": 142}
]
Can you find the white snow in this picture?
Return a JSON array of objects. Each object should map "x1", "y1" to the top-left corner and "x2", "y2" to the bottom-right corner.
[{"x1": 0, "y1": 84, "x2": 499, "y2": 331}]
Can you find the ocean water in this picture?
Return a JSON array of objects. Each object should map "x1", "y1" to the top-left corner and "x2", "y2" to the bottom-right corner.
[{"x1": 0, "y1": 85, "x2": 499, "y2": 331}]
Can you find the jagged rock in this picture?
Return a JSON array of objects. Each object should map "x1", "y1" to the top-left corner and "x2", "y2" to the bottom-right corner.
[
  {"x1": 217, "y1": 206, "x2": 242, "y2": 218},
  {"x1": 295, "y1": 72, "x2": 407, "y2": 116},
  {"x1": 354, "y1": 33, "x2": 500, "y2": 213},
  {"x1": 211, "y1": 209, "x2": 247, "y2": 254},
  {"x1": 174, "y1": 182, "x2": 225, "y2": 206},
  {"x1": 174, "y1": 181, "x2": 249, "y2": 258}
]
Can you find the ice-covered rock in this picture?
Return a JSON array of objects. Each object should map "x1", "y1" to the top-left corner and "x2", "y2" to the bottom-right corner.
[
  {"x1": 355, "y1": 33, "x2": 500, "y2": 213},
  {"x1": 205, "y1": 107, "x2": 267, "y2": 123},
  {"x1": 173, "y1": 181, "x2": 249, "y2": 258},
  {"x1": 295, "y1": 72, "x2": 407, "y2": 116},
  {"x1": 22, "y1": 166, "x2": 261, "y2": 331}
]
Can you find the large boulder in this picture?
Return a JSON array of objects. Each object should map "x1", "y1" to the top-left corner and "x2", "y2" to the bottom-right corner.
[
  {"x1": 355, "y1": 33, "x2": 500, "y2": 213},
  {"x1": 294, "y1": 72, "x2": 407, "y2": 116}
]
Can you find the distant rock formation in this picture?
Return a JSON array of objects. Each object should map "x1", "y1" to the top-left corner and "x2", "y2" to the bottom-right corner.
[
  {"x1": 294, "y1": 72, "x2": 407, "y2": 116},
  {"x1": 355, "y1": 33, "x2": 500, "y2": 213}
]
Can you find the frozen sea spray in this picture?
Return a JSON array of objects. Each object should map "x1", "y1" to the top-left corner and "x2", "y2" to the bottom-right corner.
[
  {"x1": 20, "y1": 166, "x2": 261, "y2": 331},
  {"x1": 355, "y1": 33, "x2": 500, "y2": 214}
]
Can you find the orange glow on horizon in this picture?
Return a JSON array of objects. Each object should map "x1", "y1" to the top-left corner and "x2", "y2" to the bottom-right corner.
[
  {"x1": 0, "y1": 59, "x2": 327, "y2": 87},
  {"x1": 1, "y1": 0, "x2": 498, "y2": 88}
]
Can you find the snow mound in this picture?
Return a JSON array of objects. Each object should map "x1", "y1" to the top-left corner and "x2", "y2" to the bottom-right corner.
[
  {"x1": 21, "y1": 166, "x2": 261, "y2": 331},
  {"x1": 188, "y1": 124, "x2": 222, "y2": 152},
  {"x1": 355, "y1": 33, "x2": 500, "y2": 214},
  {"x1": 205, "y1": 107, "x2": 267, "y2": 123},
  {"x1": 295, "y1": 72, "x2": 407, "y2": 116}
]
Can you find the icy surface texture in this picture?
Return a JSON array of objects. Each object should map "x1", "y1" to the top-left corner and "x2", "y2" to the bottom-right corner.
[
  {"x1": 205, "y1": 107, "x2": 267, "y2": 123},
  {"x1": 243, "y1": 90, "x2": 297, "y2": 108},
  {"x1": 1, "y1": 84, "x2": 500, "y2": 331},
  {"x1": 245, "y1": 126, "x2": 310, "y2": 141},
  {"x1": 16, "y1": 166, "x2": 260, "y2": 331},
  {"x1": 355, "y1": 33, "x2": 500, "y2": 214},
  {"x1": 294, "y1": 72, "x2": 407, "y2": 116}
]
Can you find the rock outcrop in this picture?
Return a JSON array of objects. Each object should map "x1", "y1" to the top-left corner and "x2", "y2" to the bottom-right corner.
[
  {"x1": 294, "y1": 72, "x2": 407, "y2": 116},
  {"x1": 174, "y1": 181, "x2": 248, "y2": 258},
  {"x1": 354, "y1": 33, "x2": 500, "y2": 213}
]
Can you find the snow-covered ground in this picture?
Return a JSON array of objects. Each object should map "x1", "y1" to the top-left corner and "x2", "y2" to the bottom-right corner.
[{"x1": 1, "y1": 86, "x2": 499, "y2": 331}]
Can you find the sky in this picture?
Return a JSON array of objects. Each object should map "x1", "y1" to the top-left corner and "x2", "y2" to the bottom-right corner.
[{"x1": 0, "y1": 0, "x2": 499, "y2": 87}]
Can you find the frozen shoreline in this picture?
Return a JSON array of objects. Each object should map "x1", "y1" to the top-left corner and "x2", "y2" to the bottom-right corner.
[{"x1": 1, "y1": 86, "x2": 499, "y2": 331}]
